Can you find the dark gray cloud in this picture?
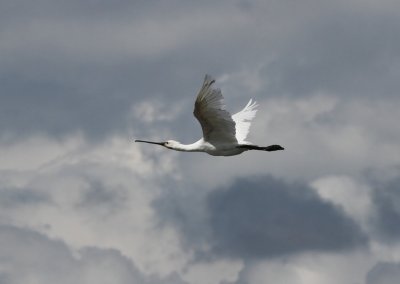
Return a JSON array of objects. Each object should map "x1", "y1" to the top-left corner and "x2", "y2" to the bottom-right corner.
[
  {"x1": 1, "y1": 0, "x2": 400, "y2": 142},
  {"x1": 262, "y1": 10, "x2": 400, "y2": 97},
  {"x1": 0, "y1": 0, "x2": 244, "y2": 141},
  {"x1": 154, "y1": 185, "x2": 211, "y2": 249},
  {"x1": 155, "y1": 175, "x2": 367, "y2": 260},
  {"x1": 76, "y1": 177, "x2": 128, "y2": 217},
  {"x1": 369, "y1": 175, "x2": 400, "y2": 242},
  {"x1": 0, "y1": 186, "x2": 49, "y2": 208},
  {"x1": 207, "y1": 176, "x2": 367, "y2": 259},
  {"x1": 366, "y1": 261, "x2": 400, "y2": 284},
  {"x1": 0, "y1": 224, "x2": 188, "y2": 284}
]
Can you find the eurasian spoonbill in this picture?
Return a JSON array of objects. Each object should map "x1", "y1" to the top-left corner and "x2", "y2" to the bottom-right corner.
[{"x1": 135, "y1": 75, "x2": 284, "y2": 156}]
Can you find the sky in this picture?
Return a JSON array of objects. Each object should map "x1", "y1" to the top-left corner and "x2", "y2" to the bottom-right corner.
[{"x1": 1, "y1": 0, "x2": 400, "y2": 283}]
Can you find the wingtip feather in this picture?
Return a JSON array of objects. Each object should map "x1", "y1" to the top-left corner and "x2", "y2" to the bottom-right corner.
[{"x1": 204, "y1": 74, "x2": 216, "y2": 86}]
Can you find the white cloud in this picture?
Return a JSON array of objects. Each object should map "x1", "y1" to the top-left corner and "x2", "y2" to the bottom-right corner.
[
  {"x1": 311, "y1": 175, "x2": 374, "y2": 228},
  {"x1": 0, "y1": 134, "x2": 188, "y2": 277},
  {"x1": 132, "y1": 100, "x2": 184, "y2": 124},
  {"x1": 0, "y1": 225, "x2": 188, "y2": 284},
  {"x1": 232, "y1": 250, "x2": 376, "y2": 284},
  {"x1": 0, "y1": 134, "x2": 85, "y2": 171},
  {"x1": 182, "y1": 259, "x2": 243, "y2": 284}
]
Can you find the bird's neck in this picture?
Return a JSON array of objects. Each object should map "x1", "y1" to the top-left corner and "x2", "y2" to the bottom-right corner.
[{"x1": 172, "y1": 140, "x2": 204, "y2": 152}]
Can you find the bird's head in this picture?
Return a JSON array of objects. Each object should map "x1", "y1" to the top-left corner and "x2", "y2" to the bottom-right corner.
[{"x1": 164, "y1": 140, "x2": 180, "y2": 149}]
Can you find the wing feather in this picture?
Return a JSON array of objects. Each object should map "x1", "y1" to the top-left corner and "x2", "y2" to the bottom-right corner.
[
  {"x1": 193, "y1": 75, "x2": 237, "y2": 144},
  {"x1": 231, "y1": 99, "x2": 258, "y2": 143}
]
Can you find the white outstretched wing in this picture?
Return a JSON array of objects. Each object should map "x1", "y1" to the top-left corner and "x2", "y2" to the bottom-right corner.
[
  {"x1": 231, "y1": 99, "x2": 258, "y2": 143},
  {"x1": 193, "y1": 75, "x2": 237, "y2": 144}
]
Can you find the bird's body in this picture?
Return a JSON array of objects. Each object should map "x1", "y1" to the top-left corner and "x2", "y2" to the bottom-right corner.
[
  {"x1": 159, "y1": 138, "x2": 246, "y2": 156},
  {"x1": 135, "y1": 75, "x2": 284, "y2": 156}
]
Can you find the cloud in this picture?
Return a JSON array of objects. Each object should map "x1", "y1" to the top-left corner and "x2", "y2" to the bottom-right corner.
[
  {"x1": 0, "y1": 186, "x2": 49, "y2": 208},
  {"x1": 366, "y1": 261, "x2": 400, "y2": 284},
  {"x1": 0, "y1": 0, "x2": 252, "y2": 141},
  {"x1": 311, "y1": 175, "x2": 374, "y2": 230},
  {"x1": 2, "y1": 0, "x2": 400, "y2": 142},
  {"x1": 261, "y1": 11, "x2": 400, "y2": 97},
  {"x1": 172, "y1": 95, "x2": 400, "y2": 189},
  {"x1": 155, "y1": 175, "x2": 367, "y2": 260},
  {"x1": 226, "y1": 247, "x2": 376, "y2": 284},
  {"x1": 369, "y1": 174, "x2": 400, "y2": 242},
  {"x1": 0, "y1": 224, "x2": 188, "y2": 284},
  {"x1": 207, "y1": 176, "x2": 367, "y2": 259},
  {"x1": 0, "y1": 135, "x2": 188, "y2": 277},
  {"x1": 2, "y1": 0, "x2": 400, "y2": 283}
]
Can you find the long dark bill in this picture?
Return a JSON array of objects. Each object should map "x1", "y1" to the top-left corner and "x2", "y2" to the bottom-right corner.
[{"x1": 134, "y1": 140, "x2": 165, "y2": 146}]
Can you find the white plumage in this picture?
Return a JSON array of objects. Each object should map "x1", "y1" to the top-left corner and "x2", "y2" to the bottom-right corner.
[
  {"x1": 135, "y1": 74, "x2": 284, "y2": 156},
  {"x1": 232, "y1": 98, "x2": 258, "y2": 144}
]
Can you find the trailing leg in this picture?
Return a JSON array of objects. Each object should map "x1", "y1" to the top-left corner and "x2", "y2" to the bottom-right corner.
[{"x1": 237, "y1": 144, "x2": 284, "y2": 151}]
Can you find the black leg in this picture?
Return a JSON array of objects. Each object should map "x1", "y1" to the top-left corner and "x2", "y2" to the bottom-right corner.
[{"x1": 237, "y1": 144, "x2": 284, "y2": 151}]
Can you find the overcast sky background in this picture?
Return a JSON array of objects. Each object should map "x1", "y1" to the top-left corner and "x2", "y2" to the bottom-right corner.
[{"x1": 1, "y1": 0, "x2": 400, "y2": 283}]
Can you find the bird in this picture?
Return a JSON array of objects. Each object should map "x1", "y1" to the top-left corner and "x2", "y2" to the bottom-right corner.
[{"x1": 135, "y1": 74, "x2": 284, "y2": 156}]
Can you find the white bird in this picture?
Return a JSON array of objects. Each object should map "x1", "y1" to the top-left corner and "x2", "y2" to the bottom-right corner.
[{"x1": 135, "y1": 75, "x2": 284, "y2": 156}]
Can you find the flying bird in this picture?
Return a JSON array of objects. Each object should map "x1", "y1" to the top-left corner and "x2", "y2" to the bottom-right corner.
[{"x1": 135, "y1": 75, "x2": 284, "y2": 156}]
